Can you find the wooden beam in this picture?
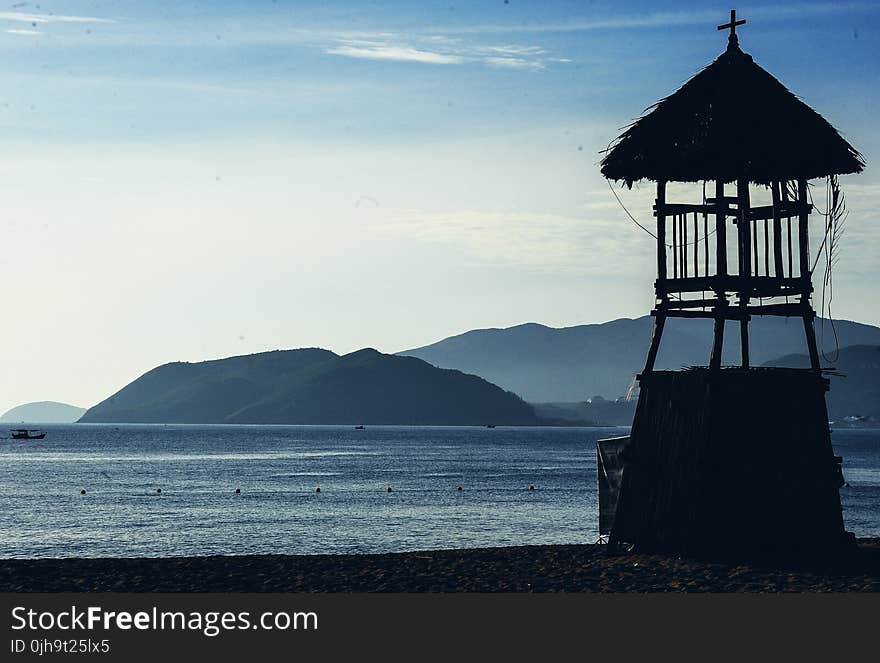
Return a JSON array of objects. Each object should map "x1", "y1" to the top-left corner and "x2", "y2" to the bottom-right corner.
[
  {"x1": 703, "y1": 211, "x2": 709, "y2": 277},
  {"x1": 803, "y1": 315, "x2": 821, "y2": 371},
  {"x1": 737, "y1": 177, "x2": 751, "y2": 368},
  {"x1": 657, "y1": 304, "x2": 812, "y2": 320},
  {"x1": 656, "y1": 180, "x2": 667, "y2": 283},
  {"x1": 771, "y1": 181, "x2": 784, "y2": 278},
  {"x1": 763, "y1": 219, "x2": 769, "y2": 277},
  {"x1": 706, "y1": 195, "x2": 739, "y2": 204},
  {"x1": 740, "y1": 311, "x2": 750, "y2": 367},
  {"x1": 682, "y1": 213, "x2": 688, "y2": 278},
  {"x1": 656, "y1": 308, "x2": 746, "y2": 321},
  {"x1": 656, "y1": 274, "x2": 811, "y2": 297},
  {"x1": 715, "y1": 180, "x2": 727, "y2": 277},
  {"x1": 661, "y1": 297, "x2": 724, "y2": 309},
  {"x1": 737, "y1": 177, "x2": 751, "y2": 277},
  {"x1": 746, "y1": 201, "x2": 811, "y2": 221},
  {"x1": 747, "y1": 303, "x2": 811, "y2": 317},
  {"x1": 709, "y1": 303, "x2": 726, "y2": 370},
  {"x1": 643, "y1": 312, "x2": 666, "y2": 374},
  {"x1": 655, "y1": 203, "x2": 729, "y2": 215},
  {"x1": 798, "y1": 178, "x2": 810, "y2": 278}
]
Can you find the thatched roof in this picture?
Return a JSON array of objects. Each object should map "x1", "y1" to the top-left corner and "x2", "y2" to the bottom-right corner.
[{"x1": 600, "y1": 42, "x2": 864, "y2": 186}]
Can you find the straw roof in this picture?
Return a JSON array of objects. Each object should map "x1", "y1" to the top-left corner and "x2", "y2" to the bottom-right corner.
[{"x1": 600, "y1": 42, "x2": 864, "y2": 186}]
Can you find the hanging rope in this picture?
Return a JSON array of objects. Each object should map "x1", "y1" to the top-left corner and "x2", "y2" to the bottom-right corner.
[{"x1": 816, "y1": 175, "x2": 846, "y2": 363}]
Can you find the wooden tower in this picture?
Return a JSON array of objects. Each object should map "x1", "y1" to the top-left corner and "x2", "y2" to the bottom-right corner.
[{"x1": 597, "y1": 12, "x2": 864, "y2": 556}]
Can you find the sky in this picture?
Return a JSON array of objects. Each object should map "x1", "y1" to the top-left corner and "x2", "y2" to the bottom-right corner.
[{"x1": 0, "y1": 0, "x2": 878, "y2": 412}]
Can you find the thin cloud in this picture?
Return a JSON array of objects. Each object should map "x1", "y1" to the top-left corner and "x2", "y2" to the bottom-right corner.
[
  {"x1": 423, "y1": 2, "x2": 876, "y2": 34},
  {"x1": 484, "y1": 57, "x2": 545, "y2": 71},
  {"x1": 0, "y1": 11, "x2": 113, "y2": 24},
  {"x1": 5, "y1": 28, "x2": 39, "y2": 36},
  {"x1": 326, "y1": 43, "x2": 464, "y2": 65},
  {"x1": 326, "y1": 36, "x2": 561, "y2": 70}
]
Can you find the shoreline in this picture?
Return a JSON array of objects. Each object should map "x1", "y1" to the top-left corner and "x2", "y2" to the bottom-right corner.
[{"x1": 2, "y1": 540, "x2": 879, "y2": 592}]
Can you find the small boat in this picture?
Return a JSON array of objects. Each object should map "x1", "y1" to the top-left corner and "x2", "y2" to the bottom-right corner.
[
  {"x1": 10, "y1": 429, "x2": 46, "y2": 440},
  {"x1": 486, "y1": 424, "x2": 496, "y2": 429},
  {"x1": 354, "y1": 425, "x2": 365, "y2": 430}
]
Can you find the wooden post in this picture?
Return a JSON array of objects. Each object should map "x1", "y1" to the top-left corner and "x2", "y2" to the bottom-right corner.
[
  {"x1": 803, "y1": 313, "x2": 821, "y2": 371},
  {"x1": 709, "y1": 305, "x2": 725, "y2": 370},
  {"x1": 763, "y1": 219, "x2": 769, "y2": 277},
  {"x1": 643, "y1": 311, "x2": 666, "y2": 374},
  {"x1": 703, "y1": 212, "x2": 709, "y2": 277},
  {"x1": 656, "y1": 180, "x2": 667, "y2": 283},
  {"x1": 796, "y1": 178, "x2": 821, "y2": 370},
  {"x1": 738, "y1": 177, "x2": 751, "y2": 277},
  {"x1": 712, "y1": 179, "x2": 728, "y2": 370},
  {"x1": 783, "y1": 181, "x2": 793, "y2": 277},
  {"x1": 771, "y1": 181, "x2": 784, "y2": 278},
  {"x1": 715, "y1": 180, "x2": 727, "y2": 276},
  {"x1": 737, "y1": 177, "x2": 751, "y2": 368},
  {"x1": 682, "y1": 214, "x2": 688, "y2": 278},
  {"x1": 797, "y1": 178, "x2": 810, "y2": 281}
]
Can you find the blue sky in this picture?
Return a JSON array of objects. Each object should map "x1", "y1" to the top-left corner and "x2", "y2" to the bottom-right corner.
[{"x1": 0, "y1": 1, "x2": 878, "y2": 410}]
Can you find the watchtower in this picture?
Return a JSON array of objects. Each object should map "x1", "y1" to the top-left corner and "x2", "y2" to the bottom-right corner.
[{"x1": 597, "y1": 12, "x2": 863, "y2": 556}]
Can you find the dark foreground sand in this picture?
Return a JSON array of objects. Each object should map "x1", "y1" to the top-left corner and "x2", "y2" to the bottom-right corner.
[{"x1": 2, "y1": 541, "x2": 879, "y2": 592}]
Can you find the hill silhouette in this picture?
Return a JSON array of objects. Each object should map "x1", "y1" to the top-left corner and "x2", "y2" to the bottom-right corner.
[
  {"x1": 0, "y1": 401, "x2": 86, "y2": 424},
  {"x1": 399, "y1": 316, "x2": 880, "y2": 402},
  {"x1": 78, "y1": 348, "x2": 540, "y2": 425}
]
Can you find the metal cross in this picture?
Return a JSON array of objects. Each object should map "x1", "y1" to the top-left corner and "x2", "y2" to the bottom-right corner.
[{"x1": 717, "y1": 9, "x2": 746, "y2": 46}]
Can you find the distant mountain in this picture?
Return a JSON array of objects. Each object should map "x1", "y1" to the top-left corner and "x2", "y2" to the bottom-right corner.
[
  {"x1": 78, "y1": 348, "x2": 541, "y2": 425},
  {"x1": 763, "y1": 345, "x2": 880, "y2": 424},
  {"x1": 399, "y1": 316, "x2": 880, "y2": 402},
  {"x1": 0, "y1": 401, "x2": 86, "y2": 424}
]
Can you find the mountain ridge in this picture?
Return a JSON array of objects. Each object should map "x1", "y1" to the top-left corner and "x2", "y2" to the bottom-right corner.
[
  {"x1": 78, "y1": 347, "x2": 542, "y2": 426},
  {"x1": 399, "y1": 315, "x2": 880, "y2": 401}
]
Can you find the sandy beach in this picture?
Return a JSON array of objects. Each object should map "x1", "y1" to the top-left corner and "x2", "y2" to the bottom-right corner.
[{"x1": 1, "y1": 540, "x2": 878, "y2": 592}]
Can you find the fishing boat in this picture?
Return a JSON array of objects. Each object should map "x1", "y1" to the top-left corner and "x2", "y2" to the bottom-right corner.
[{"x1": 10, "y1": 429, "x2": 46, "y2": 440}]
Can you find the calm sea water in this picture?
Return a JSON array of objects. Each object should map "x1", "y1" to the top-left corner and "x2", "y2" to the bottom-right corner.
[{"x1": 0, "y1": 424, "x2": 877, "y2": 558}]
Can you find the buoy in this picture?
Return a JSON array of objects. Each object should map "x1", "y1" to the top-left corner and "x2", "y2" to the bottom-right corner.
[
  {"x1": 316, "y1": 487, "x2": 321, "y2": 493},
  {"x1": 80, "y1": 489, "x2": 86, "y2": 495},
  {"x1": 156, "y1": 488, "x2": 162, "y2": 494},
  {"x1": 528, "y1": 484, "x2": 535, "y2": 491},
  {"x1": 457, "y1": 485, "x2": 463, "y2": 492},
  {"x1": 387, "y1": 486, "x2": 393, "y2": 493},
  {"x1": 234, "y1": 488, "x2": 241, "y2": 494}
]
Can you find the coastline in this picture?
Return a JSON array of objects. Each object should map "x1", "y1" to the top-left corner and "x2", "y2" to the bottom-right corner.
[{"x1": 2, "y1": 541, "x2": 878, "y2": 592}]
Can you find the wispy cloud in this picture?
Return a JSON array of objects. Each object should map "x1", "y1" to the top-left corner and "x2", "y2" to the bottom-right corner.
[
  {"x1": 325, "y1": 35, "x2": 557, "y2": 70},
  {"x1": 0, "y1": 11, "x2": 113, "y2": 25},
  {"x1": 484, "y1": 57, "x2": 545, "y2": 71},
  {"x1": 422, "y1": 2, "x2": 876, "y2": 34},
  {"x1": 325, "y1": 43, "x2": 464, "y2": 65},
  {"x1": 5, "y1": 28, "x2": 39, "y2": 36}
]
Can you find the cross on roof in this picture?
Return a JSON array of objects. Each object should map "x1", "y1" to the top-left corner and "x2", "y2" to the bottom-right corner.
[{"x1": 717, "y1": 9, "x2": 746, "y2": 48}]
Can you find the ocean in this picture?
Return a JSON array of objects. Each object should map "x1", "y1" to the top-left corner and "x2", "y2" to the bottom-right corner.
[{"x1": 0, "y1": 424, "x2": 877, "y2": 558}]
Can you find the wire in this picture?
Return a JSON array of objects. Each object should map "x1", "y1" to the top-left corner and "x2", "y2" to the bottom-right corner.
[
  {"x1": 606, "y1": 178, "x2": 658, "y2": 239},
  {"x1": 606, "y1": 179, "x2": 717, "y2": 248}
]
